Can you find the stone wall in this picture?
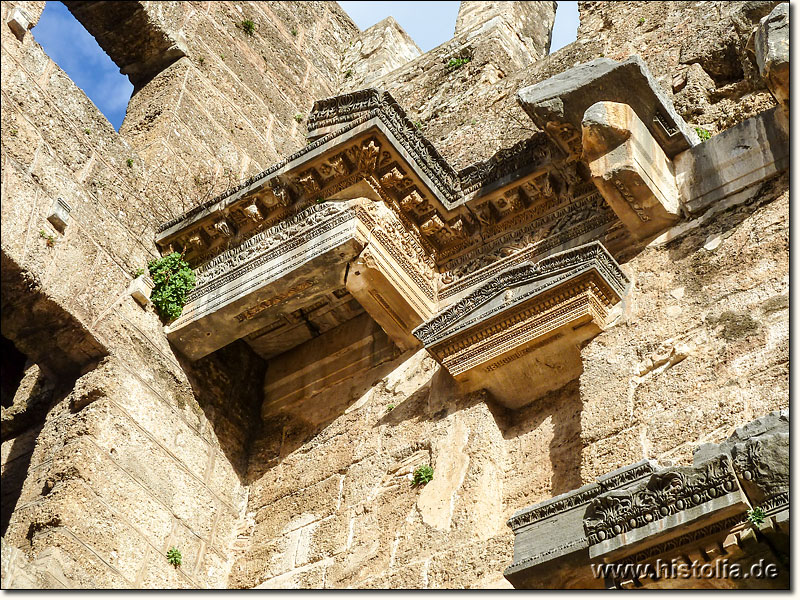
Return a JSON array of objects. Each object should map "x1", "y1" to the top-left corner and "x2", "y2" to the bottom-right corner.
[
  {"x1": 366, "y1": 1, "x2": 779, "y2": 170},
  {"x1": 67, "y1": 0, "x2": 359, "y2": 229},
  {"x1": 230, "y1": 174, "x2": 787, "y2": 588},
  {"x1": 0, "y1": 0, "x2": 789, "y2": 589},
  {"x1": 0, "y1": 0, "x2": 350, "y2": 588}
]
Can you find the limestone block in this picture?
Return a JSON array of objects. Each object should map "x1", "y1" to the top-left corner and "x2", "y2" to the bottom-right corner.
[
  {"x1": 517, "y1": 56, "x2": 699, "y2": 160},
  {"x1": 674, "y1": 107, "x2": 789, "y2": 217},
  {"x1": 339, "y1": 17, "x2": 421, "y2": 93},
  {"x1": 7, "y1": 8, "x2": 30, "y2": 41},
  {"x1": 583, "y1": 101, "x2": 680, "y2": 240},
  {"x1": 754, "y1": 3, "x2": 789, "y2": 113},
  {"x1": 46, "y1": 197, "x2": 72, "y2": 232},
  {"x1": 454, "y1": 1, "x2": 558, "y2": 62},
  {"x1": 128, "y1": 274, "x2": 153, "y2": 307}
]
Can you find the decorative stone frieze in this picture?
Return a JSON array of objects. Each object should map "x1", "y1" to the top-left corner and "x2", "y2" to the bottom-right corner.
[{"x1": 504, "y1": 460, "x2": 659, "y2": 589}]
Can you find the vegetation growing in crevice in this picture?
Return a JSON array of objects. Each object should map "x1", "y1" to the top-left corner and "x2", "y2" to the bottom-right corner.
[
  {"x1": 148, "y1": 252, "x2": 196, "y2": 321},
  {"x1": 694, "y1": 126, "x2": 712, "y2": 141},
  {"x1": 166, "y1": 546, "x2": 182, "y2": 568},
  {"x1": 412, "y1": 464, "x2": 434, "y2": 487},
  {"x1": 446, "y1": 56, "x2": 471, "y2": 71},
  {"x1": 747, "y1": 506, "x2": 766, "y2": 526},
  {"x1": 39, "y1": 229, "x2": 56, "y2": 248},
  {"x1": 240, "y1": 19, "x2": 256, "y2": 36}
]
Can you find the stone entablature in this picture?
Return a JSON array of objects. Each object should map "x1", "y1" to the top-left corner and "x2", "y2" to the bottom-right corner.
[
  {"x1": 166, "y1": 199, "x2": 437, "y2": 361},
  {"x1": 155, "y1": 47, "x2": 788, "y2": 408},
  {"x1": 412, "y1": 242, "x2": 627, "y2": 407},
  {"x1": 505, "y1": 410, "x2": 790, "y2": 589},
  {"x1": 155, "y1": 87, "x2": 629, "y2": 276}
]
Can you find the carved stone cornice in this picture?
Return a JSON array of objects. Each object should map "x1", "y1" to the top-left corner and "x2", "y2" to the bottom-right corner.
[
  {"x1": 155, "y1": 88, "x2": 630, "y2": 273},
  {"x1": 584, "y1": 454, "x2": 741, "y2": 547},
  {"x1": 415, "y1": 242, "x2": 627, "y2": 348},
  {"x1": 166, "y1": 199, "x2": 437, "y2": 361},
  {"x1": 505, "y1": 411, "x2": 789, "y2": 589}
]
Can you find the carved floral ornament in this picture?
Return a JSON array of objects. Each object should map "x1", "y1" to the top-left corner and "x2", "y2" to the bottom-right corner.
[{"x1": 583, "y1": 455, "x2": 740, "y2": 546}]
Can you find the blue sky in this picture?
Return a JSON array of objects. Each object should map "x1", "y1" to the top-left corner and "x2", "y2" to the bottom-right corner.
[
  {"x1": 33, "y1": 1, "x2": 133, "y2": 130},
  {"x1": 33, "y1": 1, "x2": 578, "y2": 131}
]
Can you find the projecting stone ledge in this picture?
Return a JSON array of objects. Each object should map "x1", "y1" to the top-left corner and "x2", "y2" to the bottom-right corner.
[
  {"x1": 166, "y1": 199, "x2": 437, "y2": 361},
  {"x1": 754, "y1": 3, "x2": 789, "y2": 115},
  {"x1": 517, "y1": 55, "x2": 699, "y2": 161},
  {"x1": 413, "y1": 242, "x2": 628, "y2": 409},
  {"x1": 582, "y1": 101, "x2": 680, "y2": 239},
  {"x1": 505, "y1": 410, "x2": 789, "y2": 589}
]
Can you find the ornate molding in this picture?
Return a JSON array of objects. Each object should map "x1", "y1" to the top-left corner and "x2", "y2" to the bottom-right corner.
[{"x1": 584, "y1": 455, "x2": 740, "y2": 546}]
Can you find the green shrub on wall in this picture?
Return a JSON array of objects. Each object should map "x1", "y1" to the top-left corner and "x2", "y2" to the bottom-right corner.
[{"x1": 148, "y1": 252, "x2": 196, "y2": 321}]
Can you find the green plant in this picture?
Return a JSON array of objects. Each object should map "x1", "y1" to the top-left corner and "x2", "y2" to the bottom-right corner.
[
  {"x1": 9, "y1": 129, "x2": 18, "y2": 136},
  {"x1": 84, "y1": 128, "x2": 91, "y2": 135},
  {"x1": 134, "y1": 267, "x2": 145, "y2": 278},
  {"x1": 291, "y1": 27, "x2": 298, "y2": 36},
  {"x1": 747, "y1": 506, "x2": 766, "y2": 526},
  {"x1": 241, "y1": 19, "x2": 256, "y2": 36},
  {"x1": 414, "y1": 120, "x2": 425, "y2": 131},
  {"x1": 344, "y1": 69, "x2": 352, "y2": 79},
  {"x1": 386, "y1": 404, "x2": 395, "y2": 412},
  {"x1": 39, "y1": 229, "x2": 56, "y2": 247},
  {"x1": 126, "y1": 158, "x2": 134, "y2": 168},
  {"x1": 315, "y1": 197, "x2": 326, "y2": 204},
  {"x1": 198, "y1": 56, "x2": 205, "y2": 65},
  {"x1": 411, "y1": 465, "x2": 434, "y2": 487},
  {"x1": 638, "y1": 17, "x2": 645, "y2": 25},
  {"x1": 470, "y1": 119, "x2": 477, "y2": 125},
  {"x1": 147, "y1": 252, "x2": 196, "y2": 321},
  {"x1": 446, "y1": 56, "x2": 471, "y2": 71},
  {"x1": 166, "y1": 546, "x2": 182, "y2": 568},
  {"x1": 294, "y1": 113, "x2": 304, "y2": 123},
  {"x1": 694, "y1": 126, "x2": 712, "y2": 141},
  {"x1": 220, "y1": 53, "x2": 225, "y2": 60}
]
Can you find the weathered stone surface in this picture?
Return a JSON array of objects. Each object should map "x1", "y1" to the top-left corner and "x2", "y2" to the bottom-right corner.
[
  {"x1": 674, "y1": 106, "x2": 789, "y2": 216},
  {"x1": 339, "y1": 17, "x2": 421, "y2": 93},
  {"x1": 454, "y1": 1, "x2": 557, "y2": 62},
  {"x1": 754, "y1": 3, "x2": 789, "y2": 112},
  {"x1": 0, "y1": 0, "x2": 789, "y2": 591},
  {"x1": 507, "y1": 411, "x2": 789, "y2": 588},
  {"x1": 414, "y1": 242, "x2": 628, "y2": 408},
  {"x1": 582, "y1": 101, "x2": 680, "y2": 239}
]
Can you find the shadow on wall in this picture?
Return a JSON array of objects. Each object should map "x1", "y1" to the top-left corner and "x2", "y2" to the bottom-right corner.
[
  {"x1": 176, "y1": 340, "x2": 267, "y2": 483},
  {"x1": 245, "y1": 343, "x2": 409, "y2": 484},
  {"x1": 1, "y1": 365, "x2": 70, "y2": 538}
]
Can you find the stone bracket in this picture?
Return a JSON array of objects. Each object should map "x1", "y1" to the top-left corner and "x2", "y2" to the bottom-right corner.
[{"x1": 582, "y1": 101, "x2": 680, "y2": 240}]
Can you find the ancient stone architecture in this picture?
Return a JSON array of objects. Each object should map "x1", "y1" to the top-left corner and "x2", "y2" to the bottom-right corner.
[{"x1": 0, "y1": 0, "x2": 789, "y2": 589}]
